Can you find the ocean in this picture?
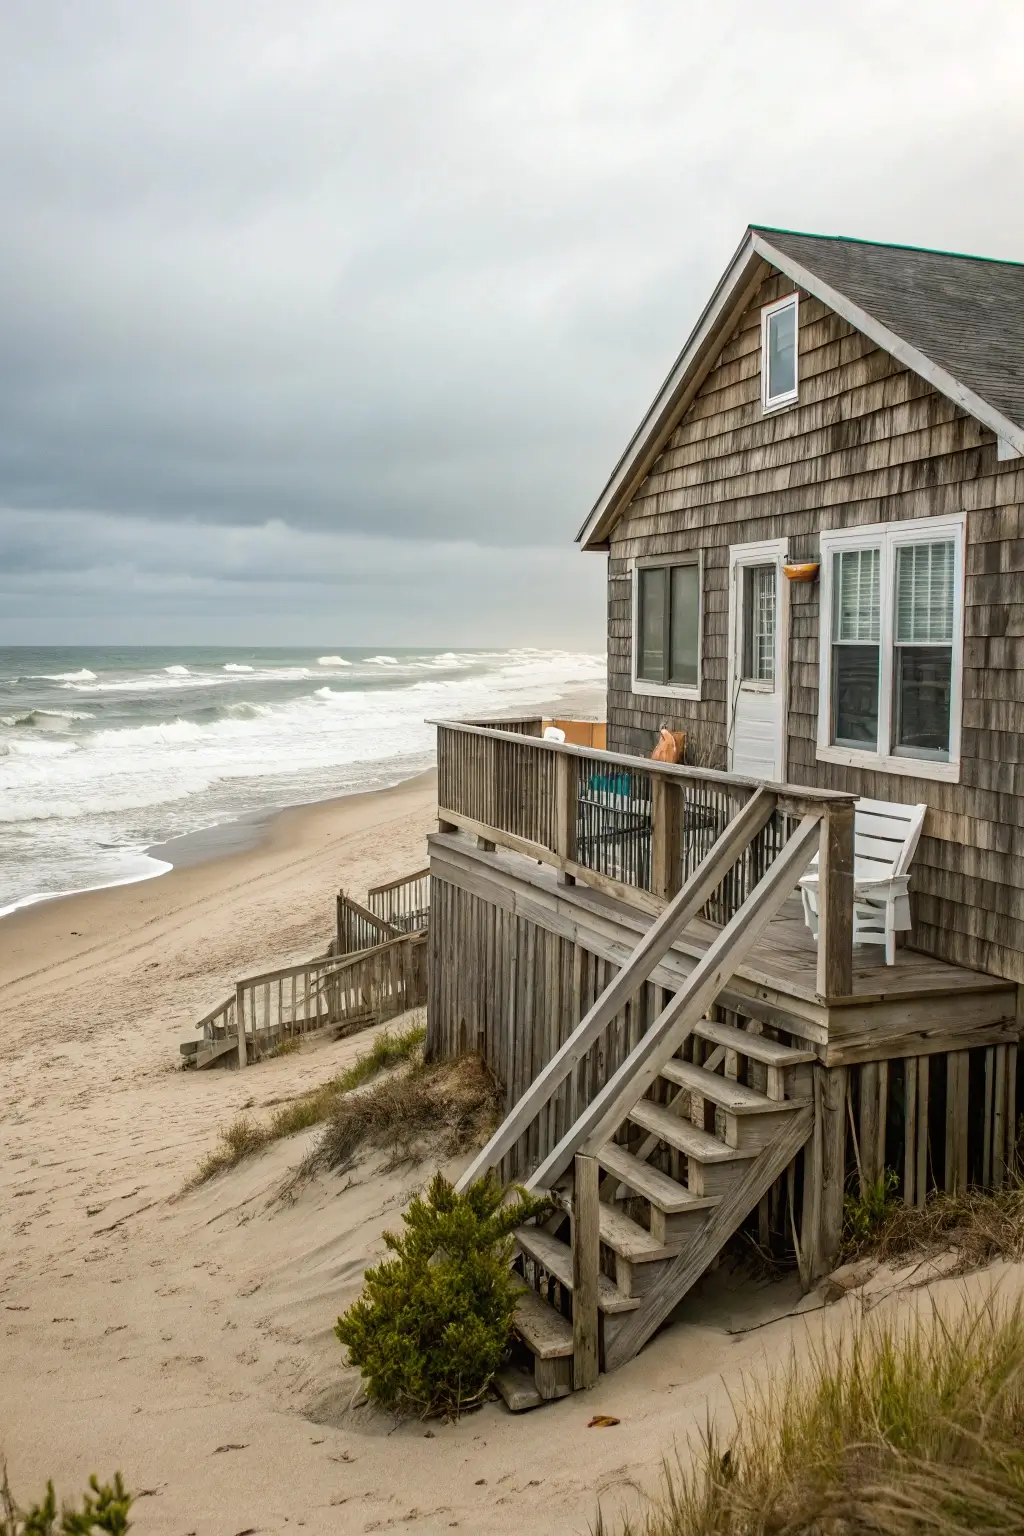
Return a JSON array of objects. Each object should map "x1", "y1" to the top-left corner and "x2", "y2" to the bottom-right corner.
[{"x1": 0, "y1": 645, "x2": 605, "y2": 917}]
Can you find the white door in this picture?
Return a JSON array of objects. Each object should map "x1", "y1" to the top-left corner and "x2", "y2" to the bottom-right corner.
[{"x1": 727, "y1": 540, "x2": 789, "y2": 782}]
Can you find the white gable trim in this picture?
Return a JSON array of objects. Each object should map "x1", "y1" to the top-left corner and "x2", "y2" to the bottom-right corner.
[
  {"x1": 750, "y1": 232, "x2": 1024, "y2": 463},
  {"x1": 577, "y1": 228, "x2": 1024, "y2": 552},
  {"x1": 577, "y1": 229, "x2": 767, "y2": 551}
]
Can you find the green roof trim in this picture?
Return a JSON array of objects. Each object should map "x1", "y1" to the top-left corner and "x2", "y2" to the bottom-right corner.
[{"x1": 751, "y1": 224, "x2": 1024, "y2": 271}]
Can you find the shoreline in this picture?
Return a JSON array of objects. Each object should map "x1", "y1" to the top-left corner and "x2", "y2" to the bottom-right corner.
[
  {"x1": 0, "y1": 767, "x2": 437, "y2": 926},
  {"x1": 0, "y1": 768, "x2": 438, "y2": 994},
  {"x1": 0, "y1": 681, "x2": 603, "y2": 924}
]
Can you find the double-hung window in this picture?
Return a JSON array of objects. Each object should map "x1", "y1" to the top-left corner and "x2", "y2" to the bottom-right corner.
[
  {"x1": 818, "y1": 515, "x2": 965, "y2": 781},
  {"x1": 633, "y1": 556, "x2": 701, "y2": 698}
]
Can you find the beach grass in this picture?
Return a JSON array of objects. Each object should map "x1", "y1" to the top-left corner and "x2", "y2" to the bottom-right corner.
[
  {"x1": 304, "y1": 1053, "x2": 503, "y2": 1175},
  {"x1": 597, "y1": 1292, "x2": 1024, "y2": 1535},
  {"x1": 840, "y1": 1176, "x2": 1024, "y2": 1274},
  {"x1": 186, "y1": 1019, "x2": 426, "y2": 1186}
]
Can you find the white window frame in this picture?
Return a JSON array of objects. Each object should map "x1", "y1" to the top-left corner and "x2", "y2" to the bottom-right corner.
[
  {"x1": 631, "y1": 552, "x2": 703, "y2": 701},
  {"x1": 761, "y1": 293, "x2": 800, "y2": 413},
  {"x1": 817, "y1": 513, "x2": 966, "y2": 783}
]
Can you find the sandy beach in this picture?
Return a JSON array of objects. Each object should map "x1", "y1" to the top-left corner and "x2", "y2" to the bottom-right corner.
[{"x1": 3, "y1": 767, "x2": 1022, "y2": 1535}]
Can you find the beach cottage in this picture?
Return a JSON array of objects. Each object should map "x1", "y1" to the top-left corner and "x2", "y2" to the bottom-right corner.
[{"x1": 425, "y1": 229, "x2": 1024, "y2": 1405}]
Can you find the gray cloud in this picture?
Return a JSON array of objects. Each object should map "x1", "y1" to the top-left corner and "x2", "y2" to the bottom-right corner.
[{"x1": 1, "y1": 0, "x2": 1023, "y2": 640}]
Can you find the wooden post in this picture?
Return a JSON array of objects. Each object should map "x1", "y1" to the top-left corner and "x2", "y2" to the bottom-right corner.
[
  {"x1": 554, "y1": 753, "x2": 577, "y2": 887},
  {"x1": 571, "y1": 1154, "x2": 600, "y2": 1390},
  {"x1": 945, "y1": 1050, "x2": 970, "y2": 1193},
  {"x1": 1008, "y1": 1043, "x2": 1018, "y2": 1178},
  {"x1": 982, "y1": 1046, "x2": 994, "y2": 1189},
  {"x1": 818, "y1": 1066, "x2": 847, "y2": 1273},
  {"x1": 916, "y1": 1055, "x2": 929, "y2": 1208},
  {"x1": 816, "y1": 803, "x2": 854, "y2": 1001},
  {"x1": 859, "y1": 1061, "x2": 880, "y2": 1192},
  {"x1": 651, "y1": 776, "x2": 684, "y2": 902},
  {"x1": 235, "y1": 982, "x2": 247, "y2": 1069},
  {"x1": 903, "y1": 1056, "x2": 917, "y2": 1207},
  {"x1": 993, "y1": 1045, "x2": 1007, "y2": 1188},
  {"x1": 800, "y1": 1065, "x2": 824, "y2": 1285}
]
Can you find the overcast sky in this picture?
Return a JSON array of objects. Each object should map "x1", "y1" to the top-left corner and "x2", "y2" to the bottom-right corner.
[{"x1": 1, "y1": 0, "x2": 1023, "y2": 647}]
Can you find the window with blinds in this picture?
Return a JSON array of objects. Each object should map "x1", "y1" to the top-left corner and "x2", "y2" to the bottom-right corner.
[
  {"x1": 636, "y1": 559, "x2": 700, "y2": 691},
  {"x1": 820, "y1": 522, "x2": 962, "y2": 770},
  {"x1": 894, "y1": 540, "x2": 955, "y2": 755},
  {"x1": 831, "y1": 548, "x2": 880, "y2": 747}
]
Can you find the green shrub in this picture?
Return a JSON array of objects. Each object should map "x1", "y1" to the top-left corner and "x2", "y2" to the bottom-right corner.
[
  {"x1": 0, "y1": 1468, "x2": 132, "y2": 1536},
  {"x1": 335, "y1": 1171, "x2": 549, "y2": 1419}
]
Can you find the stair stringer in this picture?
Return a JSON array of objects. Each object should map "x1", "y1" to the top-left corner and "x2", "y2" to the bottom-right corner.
[{"x1": 603, "y1": 1106, "x2": 813, "y2": 1372}]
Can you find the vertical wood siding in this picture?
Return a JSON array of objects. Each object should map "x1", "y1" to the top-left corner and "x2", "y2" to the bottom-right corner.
[{"x1": 606, "y1": 268, "x2": 1024, "y2": 980}]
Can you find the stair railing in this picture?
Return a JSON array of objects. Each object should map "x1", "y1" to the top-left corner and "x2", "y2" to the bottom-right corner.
[
  {"x1": 455, "y1": 786, "x2": 781, "y2": 1193},
  {"x1": 335, "y1": 892, "x2": 402, "y2": 956},
  {"x1": 525, "y1": 812, "x2": 825, "y2": 1191},
  {"x1": 366, "y1": 868, "x2": 431, "y2": 934}
]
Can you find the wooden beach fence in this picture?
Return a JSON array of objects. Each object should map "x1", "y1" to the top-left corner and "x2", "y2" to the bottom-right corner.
[
  {"x1": 183, "y1": 930, "x2": 428, "y2": 1069},
  {"x1": 333, "y1": 871, "x2": 431, "y2": 956}
]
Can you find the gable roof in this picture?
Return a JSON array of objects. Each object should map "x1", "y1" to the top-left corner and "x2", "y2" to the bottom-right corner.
[{"x1": 578, "y1": 226, "x2": 1024, "y2": 550}]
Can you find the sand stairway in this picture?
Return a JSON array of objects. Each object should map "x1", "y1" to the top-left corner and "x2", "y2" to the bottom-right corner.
[{"x1": 454, "y1": 786, "x2": 825, "y2": 1408}]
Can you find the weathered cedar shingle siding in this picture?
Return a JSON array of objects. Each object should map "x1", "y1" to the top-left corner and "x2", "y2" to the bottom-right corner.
[{"x1": 606, "y1": 268, "x2": 1024, "y2": 982}]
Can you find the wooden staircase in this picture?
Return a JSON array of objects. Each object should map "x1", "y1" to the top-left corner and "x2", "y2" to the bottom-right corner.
[
  {"x1": 501, "y1": 1019, "x2": 814, "y2": 1406},
  {"x1": 454, "y1": 785, "x2": 844, "y2": 1408}
]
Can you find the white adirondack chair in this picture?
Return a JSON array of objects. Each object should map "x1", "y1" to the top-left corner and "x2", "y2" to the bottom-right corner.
[{"x1": 799, "y1": 797, "x2": 928, "y2": 967}]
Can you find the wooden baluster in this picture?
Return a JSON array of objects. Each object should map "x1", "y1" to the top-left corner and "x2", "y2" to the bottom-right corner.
[{"x1": 816, "y1": 802, "x2": 854, "y2": 1000}]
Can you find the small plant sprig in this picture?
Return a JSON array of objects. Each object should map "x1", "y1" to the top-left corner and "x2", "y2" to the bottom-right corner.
[
  {"x1": 842, "y1": 1168, "x2": 899, "y2": 1255},
  {"x1": 0, "y1": 1466, "x2": 132, "y2": 1536}
]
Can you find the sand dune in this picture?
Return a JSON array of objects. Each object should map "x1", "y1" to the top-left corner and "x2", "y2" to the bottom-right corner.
[{"x1": 3, "y1": 770, "x2": 1023, "y2": 1534}]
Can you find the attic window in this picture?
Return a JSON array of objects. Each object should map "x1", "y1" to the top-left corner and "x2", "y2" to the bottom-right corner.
[{"x1": 761, "y1": 294, "x2": 799, "y2": 412}]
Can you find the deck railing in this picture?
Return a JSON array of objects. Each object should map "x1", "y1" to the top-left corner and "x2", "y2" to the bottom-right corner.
[{"x1": 433, "y1": 719, "x2": 856, "y2": 998}]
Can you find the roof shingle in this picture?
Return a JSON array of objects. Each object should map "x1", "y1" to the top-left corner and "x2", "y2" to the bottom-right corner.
[{"x1": 755, "y1": 227, "x2": 1024, "y2": 431}]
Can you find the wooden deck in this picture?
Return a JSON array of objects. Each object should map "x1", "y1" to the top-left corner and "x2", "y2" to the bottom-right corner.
[{"x1": 430, "y1": 830, "x2": 1018, "y2": 1067}]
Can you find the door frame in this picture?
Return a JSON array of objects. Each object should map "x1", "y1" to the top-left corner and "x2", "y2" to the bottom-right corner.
[{"x1": 726, "y1": 537, "x2": 791, "y2": 781}]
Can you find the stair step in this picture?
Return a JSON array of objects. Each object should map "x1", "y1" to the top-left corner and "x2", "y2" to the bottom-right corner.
[
  {"x1": 514, "y1": 1227, "x2": 641, "y2": 1314},
  {"x1": 494, "y1": 1365, "x2": 543, "y2": 1413},
  {"x1": 596, "y1": 1142, "x2": 720, "y2": 1215},
  {"x1": 513, "y1": 1286, "x2": 574, "y2": 1359},
  {"x1": 628, "y1": 1099, "x2": 755, "y2": 1164},
  {"x1": 194, "y1": 1037, "x2": 239, "y2": 1069},
  {"x1": 595, "y1": 1202, "x2": 681, "y2": 1263},
  {"x1": 661, "y1": 1059, "x2": 809, "y2": 1116},
  {"x1": 694, "y1": 1017, "x2": 816, "y2": 1067},
  {"x1": 550, "y1": 1186, "x2": 682, "y2": 1262}
]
